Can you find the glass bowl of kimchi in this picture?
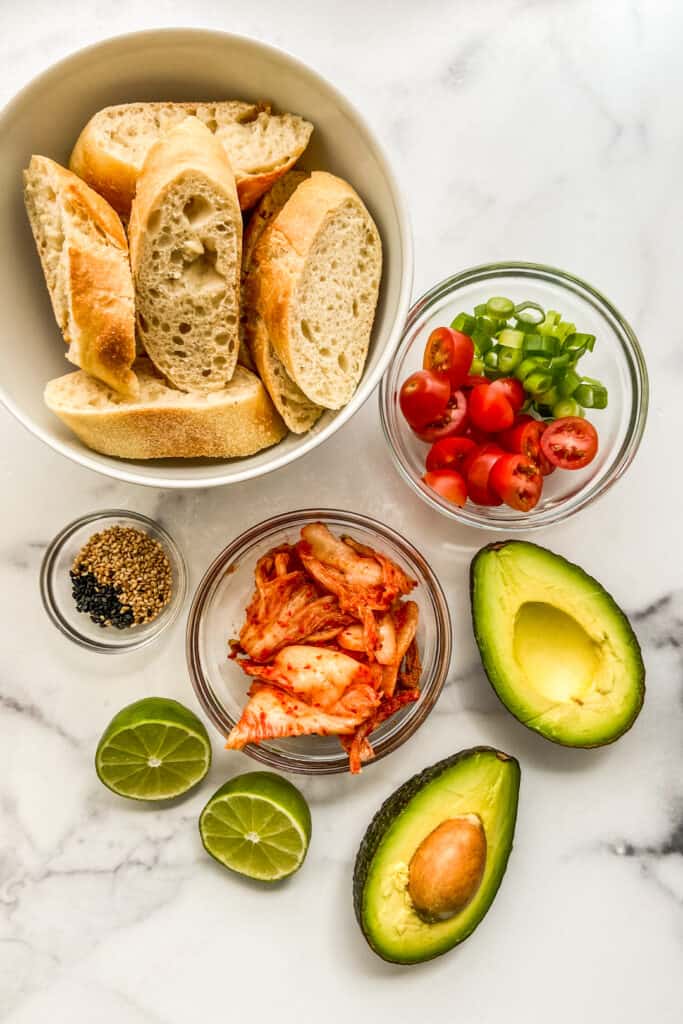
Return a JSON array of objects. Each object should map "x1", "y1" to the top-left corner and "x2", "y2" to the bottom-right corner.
[{"x1": 186, "y1": 508, "x2": 452, "y2": 775}]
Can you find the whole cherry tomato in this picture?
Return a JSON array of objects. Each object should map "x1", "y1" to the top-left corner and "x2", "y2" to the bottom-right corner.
[{"x1": 399, "y1": 370, "x2": 450, "y2": 430}]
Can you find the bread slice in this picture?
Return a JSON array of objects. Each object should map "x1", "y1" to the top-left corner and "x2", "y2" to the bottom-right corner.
[
  {"x1": 44, "y1": 358, "x2": 286, "y2": 459},
  {"x1": 128, "y1": 117, "x2": 242, "y2": 393},
  {"x1": 242, "y1": 170, "x2": 323, "y2": 434},
  {"x1": 249, "y1": 171, "x2": 382, "y2": 410},
  {"x1": 23, "y1": 155, "x2": 138, "y2": 396},
  {"x1": 70, "y1": 101, "x2": 313, "y2": 217}
]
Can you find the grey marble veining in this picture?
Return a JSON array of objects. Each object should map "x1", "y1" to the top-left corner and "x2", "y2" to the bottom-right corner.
[{"x1": 1, "y1": 2, "x2": 682, "y2": 1022}]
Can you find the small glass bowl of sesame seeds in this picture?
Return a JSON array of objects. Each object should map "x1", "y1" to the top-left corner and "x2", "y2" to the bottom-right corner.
[{"x1": 40, "y1": 510, "x2": 187, "y2": 653}]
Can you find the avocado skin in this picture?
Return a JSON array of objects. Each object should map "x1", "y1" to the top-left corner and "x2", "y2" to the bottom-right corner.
[
  {"x1": 470, "y1": 540, "x2": 646, "y2": 748},
  {"x1": 353, "y1": 747, "x2": 520, "y2": 964}
]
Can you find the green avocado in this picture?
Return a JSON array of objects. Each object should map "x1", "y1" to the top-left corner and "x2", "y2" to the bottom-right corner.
[
  {"x1": 353, "y1": 747, "x2": 520, "y2": 964},
  {"x1": 470, "y1": 541, "x2": 645, "y2": 747}
]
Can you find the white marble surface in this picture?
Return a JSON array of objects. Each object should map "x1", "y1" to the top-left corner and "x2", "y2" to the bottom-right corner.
[{"x1": 1, "y1": 2, "x2": 682, "y2": 1021}]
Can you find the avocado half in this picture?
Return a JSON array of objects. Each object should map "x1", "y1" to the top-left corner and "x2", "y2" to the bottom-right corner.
[
  {"x1": 353, "y1": 747, "x2": 520, "y2": 964},
  {"x1": 470, "y1": 541, "x2": 645, "y2": 747}
]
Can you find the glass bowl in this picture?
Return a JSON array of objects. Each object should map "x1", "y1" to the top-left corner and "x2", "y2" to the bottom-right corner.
[
  {"x1": 186, "y1": 508, "x2": 452, "y2": 775},
  {"x1": 380, "y1": 262, "x2": 648, "y2": 530},
  {"x1": 40, "y1": 510, "x2": 187, "y2": 653}
]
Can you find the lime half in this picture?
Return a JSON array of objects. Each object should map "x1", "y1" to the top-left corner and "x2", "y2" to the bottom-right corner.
[
  {"x1": 95, "y1": 697, "x2": 211, "y2": 800},
  {"x1": 199, "y1": 772, "x2": 311, "y2": 881}
]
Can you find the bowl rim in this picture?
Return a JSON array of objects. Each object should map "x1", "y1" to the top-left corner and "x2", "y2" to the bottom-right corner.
[
  {"x1": 39, "y1": 507, "x2": 188, "y2": 653},
  {"x1": 0, "y1": 26, "x2": 414, "y2": 489},
  {"x1": 185, "y1": 507, "x2": 452, "y2": 774},
  {"x1": 379, "y1": 260, "x2": 649, "y2": 531}
]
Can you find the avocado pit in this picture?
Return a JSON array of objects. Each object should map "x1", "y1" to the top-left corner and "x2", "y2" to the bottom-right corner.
[{"x1": 407, "y1": 814, "x2": 487, "y2": 921}]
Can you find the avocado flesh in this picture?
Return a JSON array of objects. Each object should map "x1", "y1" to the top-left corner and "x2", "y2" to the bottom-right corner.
[
  {"x1": 355, "y1": 748, "x2": 520, "y2": 964},
  {"x1": 471, "y1": 541, "x2": 645, "y2": 747}
]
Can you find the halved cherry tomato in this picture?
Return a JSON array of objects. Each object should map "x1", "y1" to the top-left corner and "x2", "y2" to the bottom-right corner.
[
  {"x1": 499, "y1": 415, "x2": 540, "y2": 454},
  {"x1": 461, "y1": 441, "x2": 504, "y2": 477},
  {"x1": 490, "y1": 377, "x2": 525, "y2": 413},
  {"x1": 425, "y1": 436, "x2": 476, "y2": 473},
  {"x1": 423, "y1": 469, "x2": 467, "y2": 506},
  {"x1": 468, "y1": 384, "x2": 515, "y2": 433},
  {"x1": 499, "y1": 415, "x2": 555, "y2": 476},
  {"x1": 416, "y1": 390, "x2": 468, "y2": 442},
  {"x1": 464, "y1": 423, "x2": 491, "y2": 446},
  {"x1": 490, "y1": 454, "x2": 543, "y2": 511},
  {"x1": 399, "y1": 370, "x2": 450, "y2": 430},
  {"x1": 466, "y1": 446, "x2": 504, "y2": 506},
  {"x1": 537, "y1": 447, "x2": 557, "y2": 477},
  {"x1": 423, "y1": 327, "x2": 474, "y2": 389},
  {"x1": 462, "y1": 374, "x2": 489, "y2": 390},
  {"x1": 540, "y1": 417, "x2": 599, "y2": 470}
]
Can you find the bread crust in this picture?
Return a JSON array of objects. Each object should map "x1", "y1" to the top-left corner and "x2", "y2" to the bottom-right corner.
[
  {"x1": 44, "y1": 361, "x2": 286, "y2": 459},
  {"x1": 242, "y1": 170, "x2": 322, "y2": 434},
  {"x1": 69, "y1": 101, "x2": 313, "y2": 217},
  {"x1": 23, "y1": 155, "x2": 138, "y2": 397}
]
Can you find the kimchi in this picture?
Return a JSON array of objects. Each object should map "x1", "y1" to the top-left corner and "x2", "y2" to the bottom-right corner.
[{"x1": 226, "y1": 523, "x2": 422, "y2": 772}]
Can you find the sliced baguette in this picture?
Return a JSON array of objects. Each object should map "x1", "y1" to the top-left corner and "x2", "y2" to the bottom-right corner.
[
  {"x1": 23, "y1": 155, "x2": 138, "y2": 396},
  {"x1": 70, "y1": 101, "x2": 313, "y2": 217},
  {"x1": 242, "y1": 170, "x2": 323, "y2": 434},
  {"x1": 128, "y1": 117, "x2": 242, "y2": 393},
  {"x1": 249, "y1": 171, "x2": 382, "y2": 410},
  {"x1": 44, "y1": 358, "x2": 286, "y2": 459}
]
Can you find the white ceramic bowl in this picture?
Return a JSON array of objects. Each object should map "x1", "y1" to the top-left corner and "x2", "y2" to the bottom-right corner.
[{"x1": 0, "y1": 29, "x2": 412, "y2": 488}]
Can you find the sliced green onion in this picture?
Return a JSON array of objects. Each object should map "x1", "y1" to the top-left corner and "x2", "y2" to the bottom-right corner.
[
  {"x1": 548, "y1": 353, "x2": 572, "y2": 373},
  {"x1": 556, "y1": 321, "x2": 576, "y2": 342},
  {"x1": 563, "y1": 332, "x2": 596, "y2": 353},
  {"x1": 472, "y1": 325, "x2": 493, "y2": 354},
  {"x1": 523, "y1": 334, "x2": 558, "y2": 357},
  {"x1": 477, "y1": 315, "x2": 499, "y2": 337},
  {"x1": 514, "y1": 301, "x2": 545, "y2": 326},
  {"x1": 553, "y1": 397, "x2": 584, "y2": 418},
  {"x1": 559, "y1": 368, "x2": 582, "y2": 397},
  {"x1": 451, "y1": 312, "x2": 477, "y2": 335},
  {"x1": 486, "y1": 297, "x2": 515, "y2": 319},
  {"x1": 515, "y1": 356, "x2": 547, "y2": 382},
  {"x1": 575, "y1": 382, "x2": 608, "y2": 409},
  {"x1": 497, "y1": 328, "x2": 525, "y2": 350},
  {"x1": 451, "y1": 297, "x2": 605, "y2": 417},
  {"x1": 535, "y1": 385, "x2": 559, "y2": 407},
  {"x1": 525, "y1": 370, "x2": 553, "y2": 396},
  {"x1": 497, "y1": 346, "x2": 522, "y2": 374},
  {"x1": 538, "y1": 310, "x2": 561, "y2": 336}
]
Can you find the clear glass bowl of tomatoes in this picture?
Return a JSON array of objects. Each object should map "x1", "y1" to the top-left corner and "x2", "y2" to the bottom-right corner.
[{"x1": 380, "y1": 263, "x2": 648, "y2": 530}]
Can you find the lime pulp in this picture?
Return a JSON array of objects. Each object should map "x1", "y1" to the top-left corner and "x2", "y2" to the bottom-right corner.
[
  {"x1": 199, "y1": 771, "x2": 311, "y2": 881},
  {"x1": 95, "y1": 697, "x2": 211, "y2": 801}
]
